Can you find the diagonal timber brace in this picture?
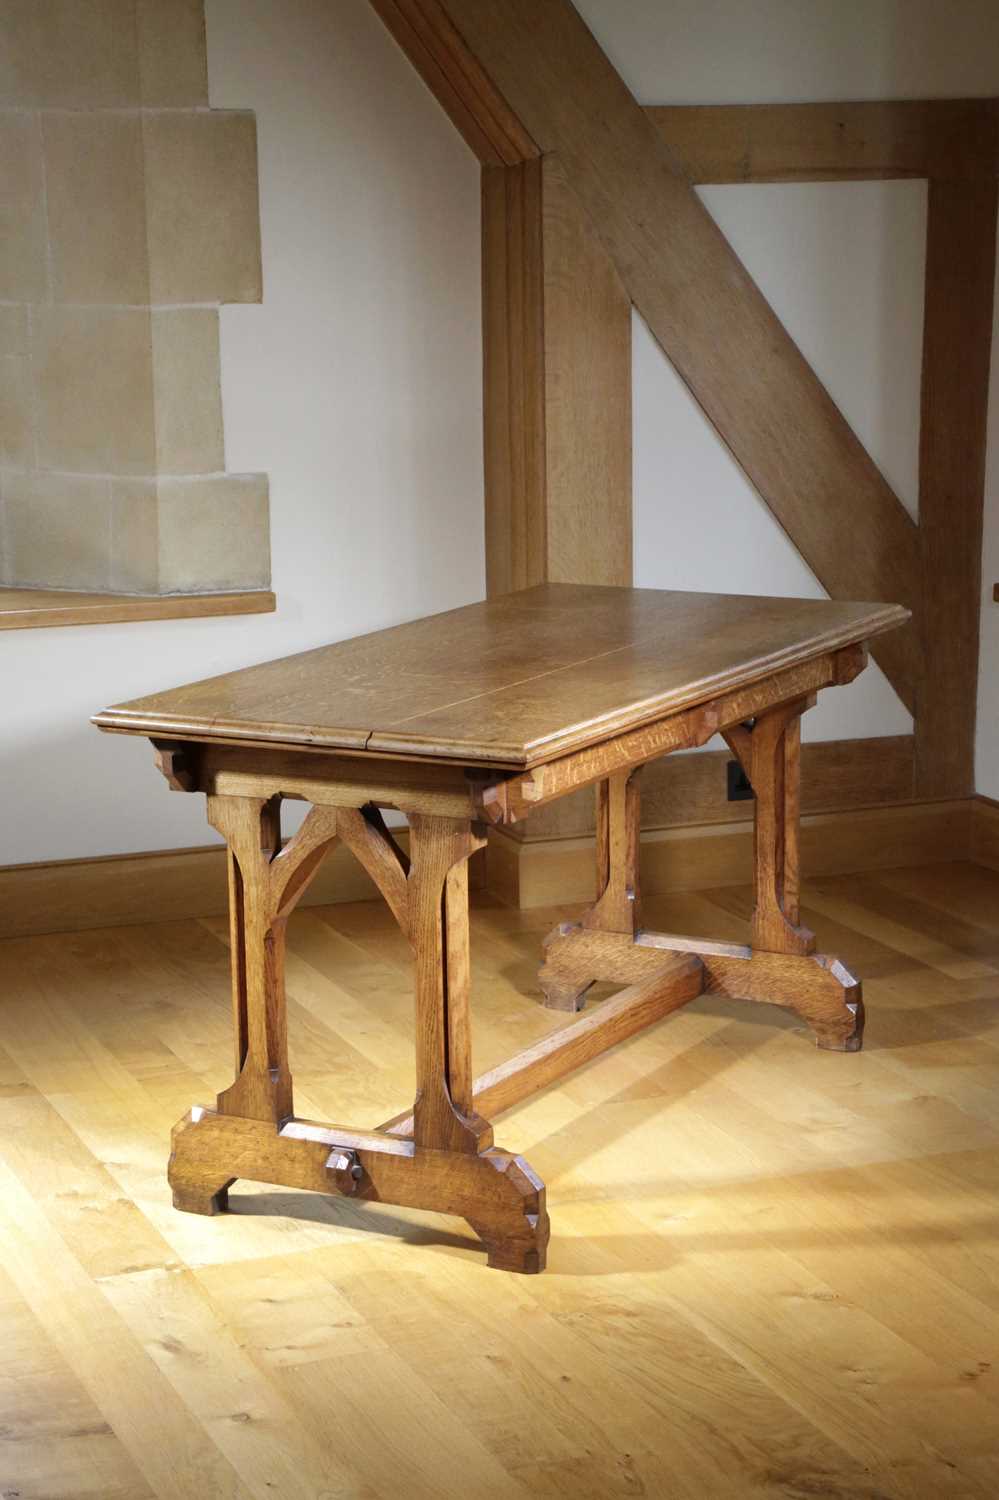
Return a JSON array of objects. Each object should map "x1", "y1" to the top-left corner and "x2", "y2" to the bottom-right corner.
[{"x1": 369, "y1": 0, "x2": 920, "y2": 709}]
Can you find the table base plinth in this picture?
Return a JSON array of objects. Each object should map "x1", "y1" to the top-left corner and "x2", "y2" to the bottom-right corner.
[
  {"x1": 168, "y1": 1108, "x2": 550, "y2": 1273},
  {"x1": 539, "y1": 925, "x2": 864, "y2": 1052}
]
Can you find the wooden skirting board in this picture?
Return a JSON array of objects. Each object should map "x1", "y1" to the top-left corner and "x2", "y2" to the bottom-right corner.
[
  {"x1": 516, "y1": 734, "x2": 917, "y2": 842},
  {"x1": 0, "y1": 831, "x2": 421, "y2": 941},
  {"x1": 2, "y1": 796, "x2": 990, "y2": 938},
  {"x1": 487, "y1": 799, "x2": 977, "y2": 910},
  {"x1": 972, "y1": 794, "x2": 999, "y2": 872}
]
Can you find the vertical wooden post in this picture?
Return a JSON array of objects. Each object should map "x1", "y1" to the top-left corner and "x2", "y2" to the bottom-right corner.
[
  {"x1": 724, "y1": 700, "x2": 816, "y2": 957},
  {"x1": 482, "y1": 158, "x2": 547, "y2": 593},
  {"x1": 482, "y1": 152, "x2": 634, "y2": 882},
  {"x1": 197, "y1": 798, "x2": 342, "y2": 1139},
  {"x1": 915, "y1": 175, "x2": 998, "y2": 797},
  {"x1": 538, "y1": 767, "x2": 642, "y2": 1011},
  {"x1": 781, "y1": 716, "x2": 803, "y2": 930},
  {"x1": 407, "y1": 815, "x2": 492, "y2": 1154},
  {"x1": 208, "y1": 795, "x2": 294, "y2": 1125},
  {"x1": 584, "y1": 768, "x2": 643, "y2": 936},
  {"x1": 443, "y1": 860, "x2": 474, "y2": 1116},
  {"x1": 481, "y1": 153, "x2": 633, "y2": 597}
]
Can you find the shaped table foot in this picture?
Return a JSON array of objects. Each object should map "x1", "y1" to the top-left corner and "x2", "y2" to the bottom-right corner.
[
  {"x1": 469, "y1": 1215, "x2": 549, "y2": 1273},
  {"x1": 171, "y1": 1179, "x2": 233, "y2": 1216},
  {"x1": 167, "y1": 1106, "x2": 550, "y2": 1272}
]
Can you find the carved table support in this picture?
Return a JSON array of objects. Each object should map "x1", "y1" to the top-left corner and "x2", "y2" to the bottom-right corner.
[
  {"x1": 407, "y1": 814, "x2": 493, "y2": 1155},
  {"x1": 205, "y1": 794, "x2": 340, "y2": 1130},
  {"x1": 539, "y1": 766, "x2": 642, "y2": 1011},
  {"x1": 722, "y1": 696, "x2": 816, "y2": 956},
  {"x1": 166, "y1": 771, "x2": 549, "y2": 1271},
  {"x1": 98, "y1": 590, "x2": 902, "y2": 1277},
  {"x1": 168, "y1": 1108, "x2": 548, "y2": 1272},
  {"x1": 537, "y1": 696, "x2": 864, "y2": 1051}
]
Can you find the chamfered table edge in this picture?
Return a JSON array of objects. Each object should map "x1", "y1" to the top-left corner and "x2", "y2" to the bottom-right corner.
[{"x1": 91, "y1": 602, "x2": 910, "y2": 771}]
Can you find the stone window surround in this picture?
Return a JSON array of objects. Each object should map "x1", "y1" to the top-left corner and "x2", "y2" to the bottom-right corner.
[{"x1": 0, "y1": 0, "x2": 273, "y2": 614}]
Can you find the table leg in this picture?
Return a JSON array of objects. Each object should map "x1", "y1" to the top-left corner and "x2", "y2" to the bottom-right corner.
[
  {"x1": 721, "y1": 698, "x2": 863, "y2": 1047},
  {"x1": 407, "y1": 814, "x2": 493, "y2": 1154},
  {"x1": 170, "y1": 794, "x2": 339, "y2": 1212},
  {"x1": 167, "y1": 794, "x2": 550, "y2": 1271},
  {"x1": 539, "y1": 767, "x2": 642, "y2": 1011},
  {"x1": 407, "y1": 814, "x2": 549, "y2": 1269},
  {"x1": 537, "y1": 698, "x2": 865, "y2": 1051},
  {"x1": 723, "y1": 698, "x2": 815, "y2": 956}
]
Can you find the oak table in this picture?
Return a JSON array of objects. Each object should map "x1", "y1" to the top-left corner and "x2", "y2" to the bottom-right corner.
[{"x1": 93, "y1": 583, "x2": 909, "y2": 1273}]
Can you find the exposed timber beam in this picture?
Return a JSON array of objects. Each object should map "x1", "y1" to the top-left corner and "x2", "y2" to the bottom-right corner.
[
  {"x1": 915, "y1": 175, "x2": 997, "y2": 797},
  {"x1": 370, "y1": 0, "x2": 539, "y2": 165},
  {"x1": 482, "y1": 154, "x2": 632, "y2": 595},
  {"x1": 482, "y1": 157, "x2": 546, "y2": 591},
  {"x1": 647, "y1": 99, "x2": 999, "y2": 184},
  {"x1": 369, "y1": 0, "x2": 920, "y2": 710}
]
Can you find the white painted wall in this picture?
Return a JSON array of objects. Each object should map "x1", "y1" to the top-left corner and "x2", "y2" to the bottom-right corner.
[
  {"x1": 573, "y1": 0, "x2": 999, "y2": 104},
  {"x1": 576, "y1": 0, "x2": 999, "y2": 776},
  {"x1": 2, "y1": 0, "x2": 483, "y2": 865},
  {"x1": 7, "y1": 0, "x2": 999, "y2": 870},
  {"x1": 634, "y1": 180, "x2": 923, "y2": 745}
]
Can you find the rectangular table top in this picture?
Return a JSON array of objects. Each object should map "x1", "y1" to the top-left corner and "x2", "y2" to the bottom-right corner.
[{"x1": 93, "y1": 584, "x2": 909, "y2": 769}]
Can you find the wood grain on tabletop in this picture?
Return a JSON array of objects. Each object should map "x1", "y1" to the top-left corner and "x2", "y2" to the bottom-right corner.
[{"x1": 93, "y1": 583, "x2": 908, "y2": 767}]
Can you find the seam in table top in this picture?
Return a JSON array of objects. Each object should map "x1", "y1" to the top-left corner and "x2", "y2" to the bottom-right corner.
[
  {"x1": 356, "y1": 631, "x2": 670, "y2": 745},
  {"x1": 357, "y1": 605, "x2": 902, "y2": 740}
]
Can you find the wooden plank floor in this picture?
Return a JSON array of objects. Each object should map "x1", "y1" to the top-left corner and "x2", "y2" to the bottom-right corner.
[{"x1": 1, "y1": 859, "x2": 998, "y2": 1499}]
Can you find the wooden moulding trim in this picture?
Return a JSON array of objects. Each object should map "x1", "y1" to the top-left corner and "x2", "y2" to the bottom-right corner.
[
  {"x1": 0, "y1": 588, "x2": 276, "y2": 630},
  {"x1": 482, "y1": 644, "x2": 869, "y2": 824},
  {"x1": 481, "y1": 155, "x2": 633, "y2": 599},
  {"x1": 648, "y1": 99, "x2": 999, "y2": 184},
  {"x1": 370, "y1": 9, "x2": 999, "y2": 180},
  {"x1": 540, "y1": 155, "x2": 633, "y2": 590},
  {"x1": 368, "y1": 0, "x2": 539, "y2": 166}
]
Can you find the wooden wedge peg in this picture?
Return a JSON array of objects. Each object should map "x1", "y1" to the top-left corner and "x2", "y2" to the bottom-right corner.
[
  {"x1": 151, "y1": 738, "x2": 198, "y2": 791},
  {"x1": 325, "y1": 1147, "x2": 364, "y2": 1192}
]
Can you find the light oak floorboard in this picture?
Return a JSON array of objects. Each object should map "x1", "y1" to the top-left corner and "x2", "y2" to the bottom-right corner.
[{"x1": 1, "y1": 860, "x2": 998, "y2": 1498}]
